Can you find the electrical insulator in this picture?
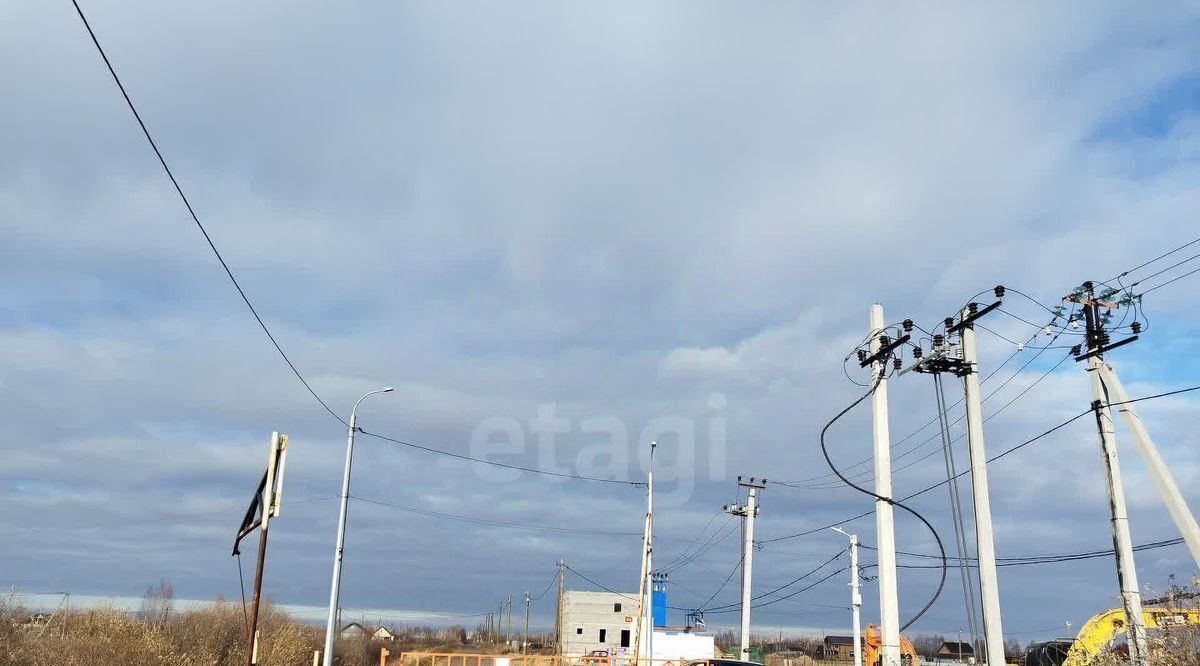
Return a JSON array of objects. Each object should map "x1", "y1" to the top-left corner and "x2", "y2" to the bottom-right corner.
[
  {"x1": 1070, "y1": 320, "x2": 1081, "y2": 330},
  {"x1": 913, "y1": 347, "x2": 923, "y2": 359},
  {"x1": 968, "y1": 302, "x2": 979, "y2": 315},
  {"x1": 1043, "y1": 326, "x2": 1053, "y2": 336},
  {"x1": 902, "y1": 319, "x2": 914, "y2": 333},
  {"x1": 933, "y1": 334, "x2": 945, "y2": 347},
  {"x1": 879, "y1": 334, "x2": 890, "y2": 348},
  {"x1": 1016, "y1": 343, "x2": 1024, "y2": 351},
  {"x1": 893, "y1": 357, "x2": 902, "y2": 371},
  {"x1": 1132, "y1": 321, "x2": 1142, "y2": 334},
  {"x1": 994, "y1": 285, "x2": 1005, "y2": 298},
  {"x1": 857, "y1": 349, "x2": 868, "y2": 363},
  {"x1": 944, "y1": 317, "x2": 954, "y2": 330},
  {"x1": 1071, "y1": 344, "x2": 1082, "y2": 356},
  {"x1": 1083, "y1": 280, "x2": 1094, "y2": 291}
]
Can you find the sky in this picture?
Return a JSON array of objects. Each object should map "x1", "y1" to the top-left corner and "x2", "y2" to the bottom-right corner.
[{"x1": 3, "y1": 0, "x2": 1200, "y2": 643}]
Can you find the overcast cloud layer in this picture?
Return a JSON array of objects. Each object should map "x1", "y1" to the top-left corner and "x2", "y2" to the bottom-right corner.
[{"x1": 4, "y1": 0, "x2": 1200, "y2": 640}]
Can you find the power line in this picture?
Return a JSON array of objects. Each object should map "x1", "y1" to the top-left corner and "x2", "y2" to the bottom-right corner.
[
  {"x1": 1141, "y1": 265, "x2": 1200, "y2": 295},
  {"x1": 696, "y1": 556, "x2": 743, "y2": 611},
  {"x1": 762, "y1": 383, "x2": 1200, "y2": 545},
  {"x1": 531, "y1": 571, "x2": 560, "y2": 601},
  {"x1": 68, "y1": 0, "x2": 347, "y2": 427},
  {"x1": 1108, "y1": 235, "x2": 1200, "y2": 283},
  {"x1": 350, "y1": 495, "x2": 642, "y2": 535},
  {"x1": 704, "y1": 549, "x2": 846, "y2": 613},
  {"x1": 701, "y1": 567, "x2": 849, "y2": 615},
  {"x1": 359, "y1": 430, "x2": 645, "y2": 486},
  {"x1": 562, "y1": 564, "x2": 639, "y2": 601}
]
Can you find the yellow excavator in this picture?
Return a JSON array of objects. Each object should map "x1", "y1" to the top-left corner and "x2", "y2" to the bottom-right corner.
[
  {"x1": 863, "y1": 624, "x2": 920, "y2": 666},
  {"x1": 1025, "y1": 607, "x2": 1200, "y2": 666}
]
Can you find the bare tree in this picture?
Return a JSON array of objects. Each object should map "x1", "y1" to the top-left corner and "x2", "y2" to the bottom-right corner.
[{"x1": 140, "y1": 579, "x2": 174, "y2": 626}]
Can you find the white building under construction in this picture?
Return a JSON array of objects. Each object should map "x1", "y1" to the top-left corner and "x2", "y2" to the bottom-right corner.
[{"x1": 557, "y1": 589, "x2": 714, "y2": 660}]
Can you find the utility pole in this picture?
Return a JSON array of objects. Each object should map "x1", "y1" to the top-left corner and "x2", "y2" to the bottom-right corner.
[
  {"x1": 957, "y1": 304, "x2": 1006, "y2": 666},
  {"x1": 555, "y1": 559, "x2": 565, "y2": 655},
  {"x1": 868, "y1": 304, "x2": 901, "y2": 666},
  {"x1": 1072, "y1": 282, "x2": 1149, "y2": 666},
  {"x1": 633, "y1": 442, "x2": 656, "y2": 664},
  {"x1": 523, "y1": 591, "x2": 531, "y2": 654},
  {"x1": 324, "y1": 388, "x2": 394, "y2": 666},
  {"x1": 506, "y1": 597, "x2": 512, "y2": 646},
  {"x1": 232, "y1": 432, "x2": 289, "y2": 666},
  {"x1": 725, "y1": 476, "x2": 765, "y2": 661},
  {"x1": 831, "y1": 528, "x2": 862, "y2": 666}
]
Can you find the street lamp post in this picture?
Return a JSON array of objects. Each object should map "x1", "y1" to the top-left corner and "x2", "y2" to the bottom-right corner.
[
  {"x1": 322, "y1": 387, "x2": 394, "y2": 666},
  {"x1": 832, "y1": 527, "x2": 862, "y2": 666}
]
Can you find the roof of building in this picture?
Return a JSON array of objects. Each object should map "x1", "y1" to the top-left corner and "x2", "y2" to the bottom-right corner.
[
  {"x1": 824, "y1": 635, "x2": 857, "y2": 645},
  {"x1": 940, "y1": 641, "x2": 975, "y2": 655}
]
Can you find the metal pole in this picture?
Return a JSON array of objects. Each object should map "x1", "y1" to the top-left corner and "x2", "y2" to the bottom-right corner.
[
  {"x1": 868, "y1": 304, "x2": 901, "y2": 666},
  {"x1": 959, "y1": 310, "x2": 1006, "y2": 666},
  {"x1": 739, "y1": 485, "x2": 758, "y2": 660},
  {"x1": 507, "y1": 597, "x2": 513, "y2": 647},
  {"x1": 1099, "y1": 362, "x2": 1200, "y2": 568},
  {"x1": 323, "y1": 388, "x2": 394, "y2": 666}
]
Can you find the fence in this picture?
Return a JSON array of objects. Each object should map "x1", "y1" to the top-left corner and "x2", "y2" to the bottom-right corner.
[{"x1": 392, "y1": 653, "x2": 705, "y2": 666}]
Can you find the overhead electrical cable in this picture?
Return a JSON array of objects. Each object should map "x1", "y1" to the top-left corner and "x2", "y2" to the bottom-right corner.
[
  {"x1": 818, "y1": 368, "x2": 946, "y2": 632},
  {"x1": 358, "y1": 430, "x2": 645, "y2": 486},
  {"x1": 68, "y1": 0, "x2": 348, "y2": 427},
  {"x1": 351, "y1": 496, "x2": 642, "y2": 535}
]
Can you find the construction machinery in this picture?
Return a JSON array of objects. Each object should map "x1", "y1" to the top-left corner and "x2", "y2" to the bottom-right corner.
[
  {"x1": 864, "y1": 624, "x2": 919, "y2": 666},
  {"x1": 1027, "y1": 607, "x2": 1200, "y2": 665}
]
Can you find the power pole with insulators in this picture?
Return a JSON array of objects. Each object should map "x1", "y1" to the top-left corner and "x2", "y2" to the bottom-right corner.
[
  {"x1": 506, "y1": 597, "x2": 512, "y2": 646},
  {"x1": 1072, "y1": 281, "x2": 1149, "y2": 666},
  {"x1": 955, "y1": 302, "x2": 1007, "y2": 665},
  {"x1": 231, "y1": 432, "x2": 289, "y2": 666},
  {"x1": 868, "y1": 304, "x2": 902, "y2": 666},
  {"x1": 725, "y1": 476, "x2": 765, "y2": 661}
]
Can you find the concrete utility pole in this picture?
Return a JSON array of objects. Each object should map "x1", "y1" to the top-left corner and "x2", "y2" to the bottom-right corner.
[
  {"x1": 506, "y1": 597, "x2": 513, "y2": 645},
  {"x1": 868, "y1": 304, "x2": 901, "y2": 666},
  {"x1": 523, "y1": 591, "x2": 531, "y2": 654},
  {"x1": 646, "y1": 442, "x2": 655, "y2": 663},
  {"x1": 958, "y1": 307, "x2": 1006, "y2": 666},
  {"x1": 1099, "y1": 365, "x2": 1200, "y2": 568},
  {"x1": 1074, "y1": 283, "x2": 1149, "y2": 666},
  {"x1": 831, "y1": 528, "x2": 862, "y2": 666},
  {"x1": 555, "y1": 559, "x2": 565, "y2": 655},
  {"x1": 725, "y1": 476, "x2": 766, "y2": 660},
  {"x1": 324, "y1": 388, "x2": 394, "y2": 666}
]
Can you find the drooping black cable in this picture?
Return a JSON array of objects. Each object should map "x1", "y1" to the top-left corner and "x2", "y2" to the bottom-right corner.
[
  {"x1": 68, "y1": 0, "x2": 348, "y2": 428},
  {"x1": 696, "y1": 556, "x2": 744, "y2": 611},
  {"x1": 531, "y1": 571, "x2": 560, "y2": 601},
  {"x1": 818, "y1": 371, "x2": 947, "y2": 631},
  {"x1": 703, "y1": 549, "x2": 846, "y2": 612}
]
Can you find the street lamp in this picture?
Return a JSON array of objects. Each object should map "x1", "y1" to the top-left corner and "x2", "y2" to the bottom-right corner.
[
  {"x1": 322, "y1": 387, "x2": 394, "y2": 666},
  {"x1": 831, "y1": 527, "x2": 862, "y2": 666}
]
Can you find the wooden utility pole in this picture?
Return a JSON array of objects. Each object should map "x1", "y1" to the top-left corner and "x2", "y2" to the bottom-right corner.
[{"x1": 232, "y1": 432, "x2": 289, "y2": 666}]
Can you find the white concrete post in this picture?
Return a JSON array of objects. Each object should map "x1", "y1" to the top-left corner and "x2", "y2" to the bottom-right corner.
[{"x1": 869, "y1": 304, "x2": 901, "y2": 666}]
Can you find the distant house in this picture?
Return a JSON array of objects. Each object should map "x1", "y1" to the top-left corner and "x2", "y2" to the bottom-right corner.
[
  {"x1": 822, "y1": 635, "x2": 862, "y2": 660},
  {"x1": 373, "y1": 627, "x2": 396, "y2": 642},
  {"x1": 340, "y1": 622, "x2": 369, "y2": 639},
  {"x1": 937, "y1": 641, "x2": 975, "y2": 660}
]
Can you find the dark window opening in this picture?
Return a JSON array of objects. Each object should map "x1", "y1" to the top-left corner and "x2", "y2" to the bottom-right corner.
[
  {"x1": 576, "y1": 628, "x2": 583, "y2": 635},
  {"x1": 614, "y1": 602, "x2": 622, "y2": 613},
  {"x1": 620, "y1": 630, "x2": 631, "y2": 648},
  {"x1": 599, "y1": 629, "x2": 607, "y2": 643}
]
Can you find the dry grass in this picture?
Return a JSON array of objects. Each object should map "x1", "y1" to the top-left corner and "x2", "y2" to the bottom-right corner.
[{"x1": 0, "y1": 597, "x2": 321, "y2": 666}]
